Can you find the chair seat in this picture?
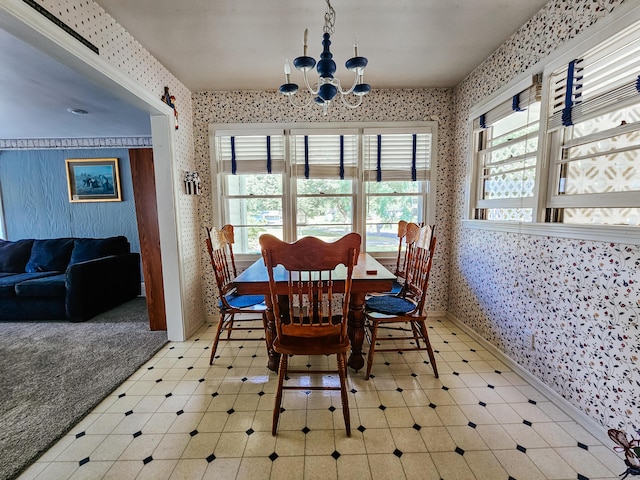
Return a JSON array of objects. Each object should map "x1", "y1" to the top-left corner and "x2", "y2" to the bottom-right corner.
[
  {"x1": 274, "y1": 335, "x2": 350, "y2": 356},
  {"x1": 222, "y1": 292, "x2": 265, "y2": 308},
  {"x1": 366, "y1": 295, "x2": 416, "y2": 315},
  {"x1": 388, "y1": 280, "x2": 403, "y2": 294}
]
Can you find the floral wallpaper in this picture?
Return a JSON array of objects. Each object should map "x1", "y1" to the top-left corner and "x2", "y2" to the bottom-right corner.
[{"x1": 450, "y1": 0, "x2": 639, "y2": 432}]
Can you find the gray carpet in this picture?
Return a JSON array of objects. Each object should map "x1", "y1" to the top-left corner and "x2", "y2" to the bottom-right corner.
[{"x1": 0, "y1": 298, "x2": 168, "y2": 480}]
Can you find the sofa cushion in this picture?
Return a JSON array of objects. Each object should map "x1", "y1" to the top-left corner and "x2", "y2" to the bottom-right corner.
[
  {"x1": 0, "y1": 272, "x2": 59, "y2": 298},
  {"x1": 14, "y1": 273, "x2": 66, "y2": 297},
  {"x1": 0, "y1": 239, "x2": 34, "y2": 273},
  {"x1": 25, "y1": 239, "x2": 74, "y2": 273},
  {"x1": 69, "y1": 236, "x2": 129, "y2": 265}
]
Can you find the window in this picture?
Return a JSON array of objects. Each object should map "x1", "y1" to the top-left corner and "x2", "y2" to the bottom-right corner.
[
  {"x1": 212, "y1": 123, "x2": 437, "y2": 254},
  {"x1": 213, "y1": 131, "x2": 286, "y2": 253},
  {"x1": 363, "y1": 129, "x2": 433, "y2": 251},
  {"x1": 470, "y1": 76, "x2": 542, "y2": 222},
  {"x1": 546, "y1": 21, "x2": 640, "y2": 226},
  {"x1": 291, "y1": 130, "x2": 358, "y2": 242},
  {"x1": 467, "y1": 11, "x2": 640, "y2": 237}
]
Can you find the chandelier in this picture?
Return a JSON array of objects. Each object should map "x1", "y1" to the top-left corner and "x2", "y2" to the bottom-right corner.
[{"x1": 278, "y1": 0, "x2": 370, "y2": 115}]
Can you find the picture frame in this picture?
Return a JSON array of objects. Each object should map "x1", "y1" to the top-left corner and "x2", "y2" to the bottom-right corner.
[{"x1": 65, "y1": 158, "x2": 122, "y2": 202}]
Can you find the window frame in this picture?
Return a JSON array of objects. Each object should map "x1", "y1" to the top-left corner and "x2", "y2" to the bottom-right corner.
[
  {"x1": 464, "y1": 1, "x2": 640, "y2": 244},
  {"x1": 210, "y1": 121, "x2": 438, "y2": 259},
  {"x1": 469, "y1": 76, "x2": 542, "y2": 222}
]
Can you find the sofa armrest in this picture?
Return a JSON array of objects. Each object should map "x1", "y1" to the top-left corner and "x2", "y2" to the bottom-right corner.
[{"x1": 65, "y1": 253, "x2": 141, "y2": 322}]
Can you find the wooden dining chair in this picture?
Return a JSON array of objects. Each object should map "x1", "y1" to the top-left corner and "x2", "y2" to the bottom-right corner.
[
  {"x1": 259, "y1": 233, "x2": 361, "y2": 437},
  {"x1": 364, "y1": 223, "x2": 438, "y2": 380},
  {"x1": 205, "y1": 226, "x2": 267, "y2": 365}
]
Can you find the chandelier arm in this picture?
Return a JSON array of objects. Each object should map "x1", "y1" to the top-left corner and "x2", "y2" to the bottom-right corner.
[
  {"x1": 339, "y1": 94, "x2": 364, "y2": 109},
  {"x1": 337, "y1": 71, "x2": 361, "y2": 95},
  {"x1": 301, "y1": 69, "x2": 320, "y2": 95},
  {"x1": 288, "y1": 93, "x2": 315, "y2": 109}
]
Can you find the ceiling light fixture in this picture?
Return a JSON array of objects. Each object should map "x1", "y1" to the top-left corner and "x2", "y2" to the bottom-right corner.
[
  {"x1": 67, "y1": 108, "x2": 89, "y2": 115},
  {"x1": 279, "y1": 0, "x2": 370, "y2": 115}
]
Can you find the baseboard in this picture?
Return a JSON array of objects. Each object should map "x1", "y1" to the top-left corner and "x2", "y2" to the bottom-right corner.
[
  {"x1": 205, "y1": 314, "x2": 218, "y2": 325},
  {"x1": 444, "y1": 312, "x2": 611, "y2": 447}
]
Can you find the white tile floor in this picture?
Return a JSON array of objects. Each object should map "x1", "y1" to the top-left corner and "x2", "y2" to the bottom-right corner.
[{"x1": 19, "y1": 316, "x2": 626, "y2": 480}]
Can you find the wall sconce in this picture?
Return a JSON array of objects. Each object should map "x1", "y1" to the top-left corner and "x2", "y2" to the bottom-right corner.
[{"x1": 184, "y1": 171, "x2": 201, "y2": 195}]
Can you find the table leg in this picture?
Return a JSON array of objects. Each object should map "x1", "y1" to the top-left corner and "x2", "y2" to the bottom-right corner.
[
  {"x1": 347, "y1": 291, "x2": 366, "y2": 371},
  {"x1": 263, "y1": 295, "x2": 280, "y2": 372}
]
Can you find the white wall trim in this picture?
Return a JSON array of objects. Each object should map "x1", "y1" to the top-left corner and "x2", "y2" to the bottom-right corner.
[
  {"x1": 151, "y1": 115, "x2": 185, "y2": 341},
  {"x1": 462, "y1": 219, "x2": 639, "y2": 245},
  {"x1": 445, "y1": 312, "x2": 611, "y2": 447}
]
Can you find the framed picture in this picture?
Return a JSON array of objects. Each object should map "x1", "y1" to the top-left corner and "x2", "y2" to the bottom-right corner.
[{"x1": 65, "y1": 158, "x2": 122, "y2": 202}]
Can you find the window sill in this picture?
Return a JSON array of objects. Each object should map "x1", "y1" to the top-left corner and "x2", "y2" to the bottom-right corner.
[{"x1": 462, "y1": 220, "x2": 639, "y2": 245}]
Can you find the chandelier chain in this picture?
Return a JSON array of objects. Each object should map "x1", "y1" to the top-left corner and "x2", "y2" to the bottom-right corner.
[{"x1": 324, "y1": 0, "x2": 335, "y2": 35}]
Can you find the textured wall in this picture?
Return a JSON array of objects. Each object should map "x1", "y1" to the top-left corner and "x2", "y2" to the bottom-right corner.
[
  {"x1": 192, "y1": 89, "x2": 454, "y2": 319},
  {"x1": 450, "y1": 0, "x2": 639, "y2": 431},
  {"x1": 28, "y1": 0, "x2": 204, "y2": 336},
  {"x1": 0, "y1": 149, "x2": 139, "y2": 255}
]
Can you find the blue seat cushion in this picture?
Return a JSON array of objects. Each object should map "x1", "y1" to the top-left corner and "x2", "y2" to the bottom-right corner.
[
  {"x1": 69, "y1": 236, "x2": 129, "y2": 265},
  {"x1": 25, "y1": 239, "x2": 74, "y2": 273},
  {"x1": 366, "y1": 295, "x2": 416, "y2": 315},
  {"x1": 15, "y1": 273, "x2": 66, "y2": 297},
  {"x1": 0, "y1": 272, "x2": 60, "y2": 298},
  {"x1": 222, "y1": 293, "x2": 265, "y2": 309},
  {"x1": 386, "y1": 280, "x2": 403, "y2": 295},
  {"x1": 0, "y1": 239, "x2": 34, "y2": 272}
]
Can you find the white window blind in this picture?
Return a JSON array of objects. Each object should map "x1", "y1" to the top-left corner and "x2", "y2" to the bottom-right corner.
[
  {"x1": 473, "y1": 79, "x2": 542, "y2": 131},
  {"x1": 215, "y1": 131, "x2": 285, "y2": 174},
  {"x1": 548, "y1": 21, "x2": 640, "y2": 131},
  {"x1": 290, "y1": 130, "x2": 358, "y2": 179},
  {"x1": 363, "y1": 129, "x2": 432, "y2": 182}
]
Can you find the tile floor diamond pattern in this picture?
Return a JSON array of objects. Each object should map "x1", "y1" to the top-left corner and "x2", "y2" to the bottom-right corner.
[{"x1": 18, "y1": 316, "x2": 623, "y2": 480}]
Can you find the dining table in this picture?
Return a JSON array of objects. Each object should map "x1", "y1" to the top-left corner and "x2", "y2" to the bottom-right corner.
[{"x1": 233, "y1": 253, "x2": 396, "y2": 372}]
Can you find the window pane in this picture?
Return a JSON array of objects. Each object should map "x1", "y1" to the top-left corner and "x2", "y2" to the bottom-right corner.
[
  {"x1": 227, "y1": 198, "x2": 282, "y2": 226},
  {"x1": 485, "y1": 208, "x2": 533, "y2": 222},
  {"x1": 483, "y1": 163, "x2": 536, "y2": 199},
  {"x1": 492, "y1": 102, "x2": 541, "y2": 138},
  {"x1": 366, "y1": 194, "x2": 423, "y2": 251},
  {"x1": 366, "y1": 181, "x2": 422, "y2": 194},
  {"x1": 297, "y1": 225, "x2": 352, "y2": 242},
  {"x1": 226, "y1": 174, "x2": 282, "y2": 195},
  {"x1": 484, "y1": 137, "x2": 538, "y2": 164},
  {"x1": 562, "y1": 208, "x2": 640, "y2": 226},
  {"x1": 296, "y1": 178, "x2": 352, "y2": 195},
  {"x1": 560, "y1": 154, "x2": 640, "y2": 195},
  {"x1": 571, "y1": 103, "x2": 640, "y2": 138},
  {"x1": 231, "y1": 225, "x2": 282, "y2": 254},
  {"x1": 296, "y1": 196, "x2": 352, "y2": 229}
]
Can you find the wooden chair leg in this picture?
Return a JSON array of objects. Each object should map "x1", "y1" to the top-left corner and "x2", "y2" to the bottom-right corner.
[
  {"x1": 272, "y1": 353, "x2": 288, "y2": 436},
  {"x1": 410, "y1": 321, "x2": 422, "y2": 349},
  {"x1": 365, "y1": 320, "x2": 379, "y2": 380},
  {"x1": 417, "y1": 320, "x2": 438, "y2": 378},
  {"x1": 209, "y1": 313, "x2": 227, "y2": 365},
  {"x1": 226, "y1": 315, "x2": 234, "y2": 340},
  {"x1": 337, "y1": 352, "x2": 351, "y2": 437}
]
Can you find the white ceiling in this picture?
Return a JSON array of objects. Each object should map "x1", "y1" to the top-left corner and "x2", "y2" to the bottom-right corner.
[
  {"x1": 0, "y1": 28, "x2": 152, "y2": 140},
  {"x1": 99, "y1": 0, "x2": 549, "y2": 91},
  {"x1": 0, "y1": 0, "x2": 549, "y2": 140}
]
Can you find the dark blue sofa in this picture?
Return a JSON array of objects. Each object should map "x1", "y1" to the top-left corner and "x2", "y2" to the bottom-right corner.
[{"x1": 0, "y1": 236, "x2": 141, "y2": 322}]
